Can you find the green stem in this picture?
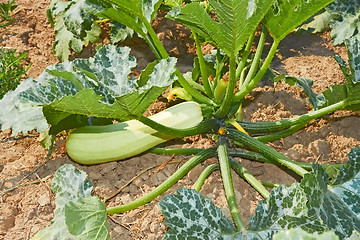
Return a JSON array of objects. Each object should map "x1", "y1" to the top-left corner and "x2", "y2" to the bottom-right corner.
[
  {"x1": 235, "y1": 32, "x2": 255, "y2": 80},
  {"x1": 240, "y1": 27, "x2": 267, "y2": 89},
  {"x1": 255, "y1": 122, "x2": 307, "y2": 143},
  {"x1": 143, "y1": 19, "x2": 215, "y2": 105},
  {"x1": 107, "y1": 148, "x2": 216, "y2": 214},
  {"x1": 193, "y1": 31, "x2": 213, "y2": 98},
  {"x1": 148, "y1": 147, "x2": 205, "y2": 155},
  {"x1": 138, "y1": 117, "x2": 218, "y2": 138},
  {"x1": 239, "y1": 100, "x2": 348, "y2": 133},
  {"x1": 228, "y1": 148, "x2": 345, "y2": 171},
  {"x1": 228, "y1": 129, "x2": 308, "y2": 177},
  {"x1": 234, "y1": 38, "x2": 280, "y2": 102},
  {"x1": 217, "y1": 137, "x2": 245, "y2": 232},
  {"x1": 216, "y1": 55, "x2": 237, "y2": 118},
  {"x1": 193, "y1": 164, "x2": 219, "y2": 192},
  {"x1": 229, "y1": 157, "x2": 270, "y2": 198},
  {"x1": 260, "y1": 180, "x2": 280, "y2": 189}
]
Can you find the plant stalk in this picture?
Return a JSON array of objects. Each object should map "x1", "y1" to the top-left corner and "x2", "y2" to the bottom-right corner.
[
  {"x1": 229, "y1": 157, "x2": 270, "y2": 198},
  {"x1": 228, "y1": 129, "x2": 308, "y2": 177},
  {"x1": 143, "y1": 19, "x2": 215, "y2": 105},
  {"x1": 148, "y1": 147, "x2": 205, "y2": 155},
  {"x1": 138, "y1": 117, "x2": 218, "y2": 138},
  {"x1": 193, "y1": 31, "x2": 213, "y2": 98},
  {"x1": 234, "y1": 38, "x2": 280, "y2": 102},
  {"x1": 193, "y1": 164, "x2": 219, "y2": 192},
  {"x1": 239, "y1": 100, "x2": 348, "y2": 133},
  {"x1": 107, "y1": 148, "x2": 216, "y2": 214},
  {"x1": 217, "y1": 137, "x2": 245, "y2": 232},
  {"x1": 240, "y1": 26, "x2": 267, "y2": 89},
  {"x1": 216, "y1": 55, "x2": 237, "y2": 118}
]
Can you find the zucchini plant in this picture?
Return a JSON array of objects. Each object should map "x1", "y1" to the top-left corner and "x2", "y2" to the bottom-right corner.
[{"x1": 0, "y1": 0, "x2": 360, "y2": 239}]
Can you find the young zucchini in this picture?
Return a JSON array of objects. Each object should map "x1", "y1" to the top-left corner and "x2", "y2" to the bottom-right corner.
[{"x1": 66, "y1": 101, "x2": 203, "y2": 165}]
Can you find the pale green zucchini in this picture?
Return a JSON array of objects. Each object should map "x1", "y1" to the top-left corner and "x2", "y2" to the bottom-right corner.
[{"x1": 66, "y1": 101, "x2": 203, "y2": 165}]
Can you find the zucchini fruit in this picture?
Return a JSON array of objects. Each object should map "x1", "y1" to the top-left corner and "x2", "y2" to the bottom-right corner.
[{"x1": 66, "y1": 101, "x2": 203, "y2": 165}]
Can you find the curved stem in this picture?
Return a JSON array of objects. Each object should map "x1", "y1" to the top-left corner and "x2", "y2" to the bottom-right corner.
[
  {"x1": 228, "y1": 129, "x2": 308, "y2": 177},
  {"x1": 193, "y1": 164, "x2": 219, "y2": 192},
  {"x1": 107, "y1": 148, "x2": 216, "y2": 214},
  {"x1": 148, "y1": 147, "x2": 205, "y2": 155},
  {"x1": 255, "y1": 122, "x2": 307, "y2": 143},
  {"x1": 229, "y1": 157, "x2": 270, "y2": 198},
  {"x1": 193, "y1": 31, "x2": 212, "y2": 98},
  {"x1": 239, "y1": 100, "x2": 348, "y2": 133},
  {"x1": 235, "y1": 33, "x2": 255, "y2": 81},
  {"x1": 137, "y1": 117, "x2": 219, "y2": 137},
  {"x1": 228, "y1": 148, "x2": 345, "y2": 171},
  {"x1": 217, "y1": 137, "x2": 245, "y2": 232},
  {"x1": 143, "y1": 19, "x2": 215, "y2": 106},
  {"x1": 216, "y1": 55, "x2": 237, "y2": 118},
  {"x1": 240, "y1": 26, "x2": 267, "y2": 89},
  {"x1": 234, "y1": 38, "x2": 280, "y2": 102}
]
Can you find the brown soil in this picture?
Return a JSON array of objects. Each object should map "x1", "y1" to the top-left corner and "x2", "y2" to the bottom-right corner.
[{"x1": 1, "y1": 1, "x2": 359, "y2": 239}]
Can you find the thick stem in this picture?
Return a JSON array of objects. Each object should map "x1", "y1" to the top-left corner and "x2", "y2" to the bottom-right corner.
[
  {"x1": 107, "y1": 148, "x2": 216, "y2": 214},
  {"x1": 240, "y1": 27, "x2": 267, "y2": 89},
  {"x1": 216, "y1": 55, "x2": 237, "y2": 118},
  {"x1": 193, "y1": 31, "x2": 213, "y2": 98},
  {"x1": 144, "y1": 19, "x2": 215, "y2": 105},
  {"x1": 255, "y1": 122, "x2": 307, "y2": 143},
  {"x1": 228, "y1": 129, "x2": 308, "y2": 177},
  {"x1": 229, "y1": 157, "x2": 270, "y2": 198},
  {"x1": 137, "y1": 117, "x2": 218, "y2": 138},
  {"x1": 193, "y1": 164, "x2": 219, "y2": 192},
  {"x1": 234, "y1": 38, "x2": 280, "y2": 102},
  {"x1": 148, "y1": 147, "x2": 205, "y2": 155},
  {"x1": 239, "y1": 100, "x2": 348, "y2": 133},
  {"x1": 217, "y1": 137, "x2": 245, "y2": 232},
  {"x1": 228, "y1": 148, "x2": 345, "y2": 171}
]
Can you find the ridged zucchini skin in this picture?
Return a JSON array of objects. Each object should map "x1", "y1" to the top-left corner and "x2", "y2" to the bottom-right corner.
[{"x1": 66, "y1": 101, "x2": 203, "y2": 165}]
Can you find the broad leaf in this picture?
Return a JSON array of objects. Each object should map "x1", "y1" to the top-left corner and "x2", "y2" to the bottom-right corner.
[
  {"x1": 109, "y1": 21, "x2": 134, "y2": 44},
  {"x1": 264, "y1": 0, "x2": 335, "y2": 41},
  {"x1": 49, "y1": 0, "x2": 105, "y2": 61},
  {"x1": 0, "y1": 45, "x2": 177, "y2": 135},
  {"x1": 98, "y1": 0, "x2": 162, "y2": 36},
  {"x1": 160, "y1": 188, "x2": 243, "y2": 240},
  {"x1": 273, "y1": 228, "x2": 339, "y2": 240},
  {"x1": 167, "y1": 0, "x2": 275, "y2": 56},
  {"x1": 296, "y1": 10, "x2": 333, "y2": 34},
  {"x1": 31, "y1": 164, "x2": 108, "y2": 240},
  {"x1": 65, "y1": 196, "x2": 109, "y2": 239},
  {"x1": 301, "y1": 148, "x2": 360, "y2": 239},
  {"x1": 247, "y1": 184, "x2": 328, "y2": 239},
  {"x1": 326, "y1": 0, "x2": 360, "y2": 45}
]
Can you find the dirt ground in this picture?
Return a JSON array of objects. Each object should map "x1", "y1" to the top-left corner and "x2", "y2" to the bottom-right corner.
[{"x1": 1, "y1": 0, "x2": 360, "y2": 239}]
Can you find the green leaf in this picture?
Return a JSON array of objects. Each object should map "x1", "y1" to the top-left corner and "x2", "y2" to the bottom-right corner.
[
  {"x1": 296, "y1": 10, "x2": 333, "y2": 34},
  {"x1": 0, "y1": 45, "x2": 177, "y2": 135},
  {"x1": 65, "y1": 196, "x2": 109, "y2": 239},
  {"x1": 99, "y1": 0, "x2": 162, "y2": 36},
  {"x1": 109, "y1": 21, "x2": 134, "y2": 44},
  {"x1": 326, "y1": 0, "x2": 360, "y2": 45},
  {"x1": 264, "y1": 0, "x2": 335, "y2": 41},
  {"x1": 160, "y1": 188, "x2": 243, "y2": 240},
  {"x1": 49, "y1": 0, "x2": 105, "y2": 61},
  {"x1": 300, "y1": 148, "x2": 360, "y2": 239},
  {"x1": 167, "y1": 0, "x2": 275, "y2": 56},
  {"x1": 273, "y1": 228, "x2": 339, "y2": 240},
  {"x1": 247, "y1": 184, "x2": 328, "y2": 239},
  {"x1": 31, "y1": 164, "x2": 104, "y2": 240}
]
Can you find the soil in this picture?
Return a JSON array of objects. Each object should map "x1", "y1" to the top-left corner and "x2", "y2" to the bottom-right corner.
[{"x1": 1, "y1": 1, "x2": 360, "y2": 239}]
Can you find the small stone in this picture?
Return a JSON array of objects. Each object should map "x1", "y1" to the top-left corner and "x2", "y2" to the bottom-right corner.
[{"x1": 38, "y1": 193, "x2": 50, "y2": 206}]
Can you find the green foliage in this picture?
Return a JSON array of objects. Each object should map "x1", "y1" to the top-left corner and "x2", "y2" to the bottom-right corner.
[
  {"x1": 0, "y1": 45, "x2": 177, "y2": 135},
  {"x1": 0, "y1": 0, "x2": 17, "y2": 30},
  {"x1": 160, "y1": 147, "x2": 360, "y2": 239},
  {"x1": 0, "y1": 48, "x2": 30, "y2": 99},
  {"x1": 326, "y1": 0, "x2": 360, "y2": 45},
  {"x1": 263, "y1": 0, "x2": 335, "y2": 41},
  {"x1": 167, "y1": 0, "x2": 275, "y2": 56},
  {"x1": 31, "y1": 164, "x2": 110, "y2": 240}
]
